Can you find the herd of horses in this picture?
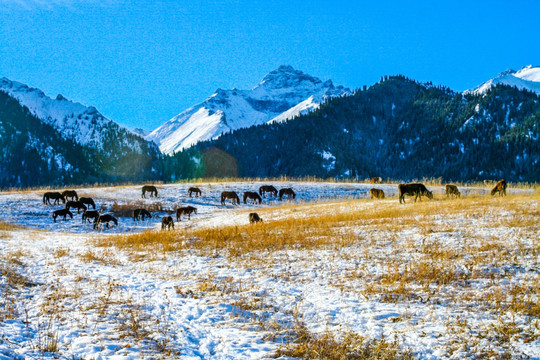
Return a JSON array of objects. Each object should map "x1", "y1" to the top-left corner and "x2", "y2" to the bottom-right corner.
[{"x1": 41, "y1": 179, "x2": 508, "y2": 231}]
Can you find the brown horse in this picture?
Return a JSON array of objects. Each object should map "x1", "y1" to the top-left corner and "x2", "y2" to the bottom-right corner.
[
  {"x1": 53, "y1": 209, "x2": 73, "y2": 222},
  {"x1": 188, "y1": 187, "x2": 202, "y2": 197},
  {"x1": 43, "y1": 192, "x2": 65, "y2": 205},
  {"x1": 249, "y1": 213, "x2": 262, "y2": 223},
  {"x1": 79, "y1": 197, "x2": 96, "y2": 209},
  {"x1": 133, "y1": 208, "x2": 152, "y2": 221},
  {"x1": 162, "y1": 216, "x2": 174, "y2": 230},
  {"x1": 370, "y1": 177, "x2": 382, "y2": 184},
  {"x1": 176, "y1": 206, "x2": 197, "y2": 221},
  {"x1": 142, "y1": 185, "x2": 158, "y2": 198},
  {"x1": 445, "y1": 184, "x2": 461, "y2": 198},
  {"x1": 93, "y1": 214, "x2": 118, "y2": 229},
  {"x1": 62, "y1": 190, "x2": 78, "y2": 201},
  {"x1": 243, "y1": 191, "x2": 262, "y2": 204},
  {"x1": 259, "y1": 185, "x2": 278, "y2": 197},
  {"x1": 490, "y1": 179, "x2": 507, "y2": 197},
  {"x1": 221, "y1": 191, "x2": 240, "y2": 205},
  {"x1": 370, "y1": 188, "x2": 385, "y2": 199},
  {"x1": 398, "y1": 183, "x2": 433, "y2": 204},
  {"x1": 66, "y1": 201, "x2": 87, "y2": 214},
  {"x1": 279, "y1": 188, "x2": 296, "y2": 200}
]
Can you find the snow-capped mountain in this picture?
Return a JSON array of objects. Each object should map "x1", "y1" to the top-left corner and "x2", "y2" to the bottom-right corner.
[
  {"x1": 0, "y1": 77, "x2": 161, "y2": 186},
  {"x1": 466, "y1": 65, "x2": 540, "y2": 95},
  {"x1": 0, "y1": 77, "x2": 146, "y2": 151},
  {"x1": 147, "y1": 65, "x2": 350, "y2": 154}
]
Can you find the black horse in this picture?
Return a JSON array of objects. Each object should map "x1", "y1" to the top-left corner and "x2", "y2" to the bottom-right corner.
[
  {"x1": 243, "y1": 191, "x2": 262, "y2": 204},
  {"x1": 94, "y1": 214, "x2": 118, "y2": 229},
  {"x1": 82, "y1": 210, "x2": 100, "y2": 224},
  {"x1": 259, "y1": 185, "x2": 278, "y2": 197},
  {"x1": 66, "y1": 201, "x2": 87, "y2": 214},
  {"x1": 79, "y1": 197, "x2": 96, "y2": 209},
  {"x1": 62, "y1": 190, "x2": 78, "y2": 201},
  {"x1": 162, "y1": 216, "x2": 174, "y2": 230},
  {"x1": 279, "y1": 188, "x2": 296, "y2": 200},
  {"x1": 249, "y1": 212, "x2": 263, "y2": 223},
  {"x1": 176, "y1": 206, "x2": 197, "y2": 221},
  {"x1": 221, "y1": 191, "x2": 240, "y2": 205},
  {"x1": 141, "y1": 185, "x2": 158, "y2": 198},
  {"x1": 53, "y1": 209, "x2": 73, "y2": 222},
  {"x1": 133, "y1": 208, "x2": 152, "y2": 221},
  {"x1": 43, "y1": 192, "x2": 65, "y2": 205},
  {"x1": 188, "y1": 187, "x2": 202, "y2": 197}
]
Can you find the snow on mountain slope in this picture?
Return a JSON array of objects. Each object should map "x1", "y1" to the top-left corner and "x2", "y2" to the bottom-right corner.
[
  {"x1": 466, "y1": 65, "x2": 540, "y2": 95},
  {"x1": 0, "y1": 77, "x2": 144, "y2": 151},
  {"x1": 147, "y1": 65, "x2": 350, "y2": 154}
]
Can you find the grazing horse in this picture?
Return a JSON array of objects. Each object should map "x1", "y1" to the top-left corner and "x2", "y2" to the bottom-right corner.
[
  {"x1": 79, "y1": 197, "x2": 96, "y2": 209},
  {"x1": 249, "y1": 212, "x2": 262, "y2": 223},
  {"x1": 82, "y1": 210, "x2": 99, "y2": 224},
  {"x1": 93, "y1": 214, "x2": 118, "y2": 230},
  {"x1": 259, "y1": 185, "x2": 278, "y2": 197},
  {"x1": 141, "y1": 185, "x2": 158, "y2": 198},
  {"x1": 162, "y1": 216, "x2": 174, "y2": 230},
  {"x1": 491, "y1": 179, "x2": 507, "y2": 197},
  {"x1": 370, "y1": 177, "x2": 383, "y2": 184},
  {"x1": 370, "y1": 188, "x2": 385, "y2": 199},
  {"x1": 243, "y1": 191, "x2": 262, "y2": 204},
  {"x1": 398, "y1": 183, "x2": 433, "y2": 204},
  {"x1": 133, "y1": 208, "x2": 152, "y2": 221},
  {"x1": 221, "y1": 191, "x2": 240, "y2": 205},
  {"x1": 53, "y1": 209, "x2": 73, "y2": 222},
  {"x1": 43, "y1": 192, "x2": 65, "y2": 205},
  {"x1": 188, "y1": 187, "x2": 202, "y2": 197},
  {"x1": 66, "y1": 201, "x2": 87, "y2": 214},
  {"x1": 62, "y1": 190, "x2": 78, "y2": 201},
  {"x1": 176, "y1": 206, "x2": 197, "y2": 221},
  {"x1": 445, "y1": 184, "x2": 461, "y2": 198},
  {"x1": 279, "y1": 188, "x2": 296, "y2": 200}
]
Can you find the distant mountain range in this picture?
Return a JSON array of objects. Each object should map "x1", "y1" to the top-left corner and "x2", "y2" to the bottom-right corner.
[
  {"x1": 0, "y1": 78, "x2": 161, "y2": 187},
  {"x1": 466, "y1": 65, "x2": 540, "y2": 95},
  {"x1": 146, "y1": 65, "x2": 350, "y2": 154},
  {"x1": 166, "y1": 75, "x2": 540, "y2": 182}
]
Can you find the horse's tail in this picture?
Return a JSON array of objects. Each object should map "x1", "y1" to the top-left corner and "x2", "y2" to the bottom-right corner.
[
  {"x1": 43, "y1": 193, "x2": 47, "y2": 204},
  {"x1": 243, "y1": 193, "x2": 247, "y2": 204}
]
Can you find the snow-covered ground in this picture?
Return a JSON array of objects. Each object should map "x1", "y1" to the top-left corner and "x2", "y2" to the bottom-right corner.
[{"x1": 0, "y1": 182, "x2": 538, "y2": 359}]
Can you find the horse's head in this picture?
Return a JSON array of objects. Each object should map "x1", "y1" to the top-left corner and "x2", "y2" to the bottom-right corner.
[{"x1": 426, "y1": 191, "x2": 433, "y2": 200}]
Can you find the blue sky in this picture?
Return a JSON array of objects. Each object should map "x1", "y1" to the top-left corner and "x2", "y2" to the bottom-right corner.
[{"x1": 1, "y1": 0, "x2": 539, "y2": 130}]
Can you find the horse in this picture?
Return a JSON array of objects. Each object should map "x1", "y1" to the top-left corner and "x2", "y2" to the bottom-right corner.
[
  {"x1": 43, "y1": 192, "x2": 65, "y2": 205},
  {"x1": 133, "y1": 208, "x2": 152, "y2": 221},
  {"x1": 279, "y1": 188, "x2": 296, "y2": 200},
  {"x1": 445, "y1": 184, "x2": 461, "y2": 198},
  {"x1": 65, "y1": 201, "x2": 87, "y2": 214},
  {"x1": 398, "y1": 183, "x2": 433, "y2": 204},
  {"x1": 82, "y1": 210, "x2": 99, "y2": 224},
  {"x1": 93, "y1": 214, "x2": 118, "y2": 230},
  {"x1": 188, "y1": 187, "x2": 202, "y2": 197},
  {"x1": 370, "y1": 188, "x2": 385, "y2": 199},
  {"x1": 62, "y1": 190, "x2": 78, "y2": 201},
  {"x1": 141, "y1": 185, "x2": 158, "y2": 198},
  {"x1": 176, "y1": 206, "x2": 197, "y2": 221},
  {"x1": 259, "y1": 185, "x2": 278, "y2": 197},
  {"x1": 53, "y1": 209, "x2": 73, "y2": 222},
  {"x1": 79, "y1": 197, "x2": 96, "y2": 209},
  {"x1": 491, "y1": 179, "x2": 507, "y2": 197},
  {"x1": 162, "y1": 216, "x2": 174, "y2": 230},
  {"x1": 370, "y1": 177, "x2": 383, "y2": 184},
  {"x1": 221, "y1": 191, "x2": 240, "y2": 205},
  {"x1": 243, "y1": 191, "x2": 262, "y2": 204},
  {"x1": 249, "y1": 212, "x2": 262, "y2": 223}
]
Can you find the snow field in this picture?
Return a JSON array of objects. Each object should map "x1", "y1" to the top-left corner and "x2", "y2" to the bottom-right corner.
[{"x1": 0, "y1": 182, "x2": 538, "y2": 359}]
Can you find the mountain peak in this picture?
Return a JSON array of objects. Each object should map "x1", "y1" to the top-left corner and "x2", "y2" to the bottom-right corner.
[
  {"x1": 466, "y1": 64, "x2": 540, "y2": 95},
  {"x1": 258, "y1": 65, "x2": 322, "y2": 89}
]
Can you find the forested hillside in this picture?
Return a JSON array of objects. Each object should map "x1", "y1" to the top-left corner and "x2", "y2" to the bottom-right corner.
[{"x1": 165, "y1": 77, "x2": 540, "y2": 182}]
